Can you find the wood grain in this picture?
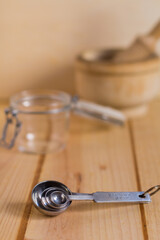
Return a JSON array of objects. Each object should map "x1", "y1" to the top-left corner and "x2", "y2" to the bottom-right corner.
[
  {"x1": 0, "y1": 106, "x2": 40, "y2": 240},
  {"x1": 0, "y1": 101, "x2": 160, "y2": 240},
  {"x1": 25, "y1": 116, "x2": 144, "y2": 240},
  {"x1": 130, "y1": 100, "x2": 160, "y2": 240}
]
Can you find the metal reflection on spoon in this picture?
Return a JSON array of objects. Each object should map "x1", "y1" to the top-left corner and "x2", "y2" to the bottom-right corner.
[{"x1": 32, "y1": 180, "x2": 153, "y2": 216}]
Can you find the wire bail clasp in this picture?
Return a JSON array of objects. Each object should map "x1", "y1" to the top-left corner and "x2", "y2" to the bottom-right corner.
[{"x1": 0, "y1": 108, "x2": 22, "y2": 149}]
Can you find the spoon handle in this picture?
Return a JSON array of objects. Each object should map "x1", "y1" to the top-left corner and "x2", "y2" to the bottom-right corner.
[
  {"x1": 93, "y1": 192, "x2": 151, "y2": 203},
  {"x1": 69, "y1": 192, "x2": 151, "y2": 203},
  {"x1": 69, "y1": 193, "x2": 94, "y2": 201}
]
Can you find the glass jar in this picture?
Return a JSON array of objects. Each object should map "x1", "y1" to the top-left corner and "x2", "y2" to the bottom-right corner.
[{"x1": 0, "y1": 90, "x2": 125, "y2": 154}]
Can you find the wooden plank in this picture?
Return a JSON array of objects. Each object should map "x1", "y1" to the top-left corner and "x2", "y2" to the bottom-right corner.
[
  {"x1": 130, "y1": 100, "x2": 160, "y2": 240},
  {"x1": 25, "y1": 116, "x2": 144, "y2": 240},
  {"x1": 0, "y1": 105, "x2": 40, "y2": 240}
]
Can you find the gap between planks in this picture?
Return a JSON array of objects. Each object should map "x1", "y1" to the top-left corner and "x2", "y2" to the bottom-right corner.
[
  {"x1": 16, "y1": 115, "x2": 53, "y2": 240},
  {"x1": 16, "y1": 154, "x2": 46, "y2": 240},
  {"x1": 15, "y1": 117, "x2": 150, "y2": 240},
  {"x1": 128, "y1": 121, "x2": 149, "y2": 240}
]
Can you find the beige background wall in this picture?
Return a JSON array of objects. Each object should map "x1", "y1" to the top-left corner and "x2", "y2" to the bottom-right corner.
[{"x1": 0, "y1": 0, "x2": 160, "y2": 99}]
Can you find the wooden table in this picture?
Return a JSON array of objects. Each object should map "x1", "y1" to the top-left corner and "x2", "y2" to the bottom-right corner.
[{"x1": 0, "y1": 99, "x2": 160, "y2": 240}]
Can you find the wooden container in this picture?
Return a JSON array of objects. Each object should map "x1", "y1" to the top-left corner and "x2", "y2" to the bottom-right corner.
[{"x1": 75, "y1": 49, "x2": 160, "y2": 117}]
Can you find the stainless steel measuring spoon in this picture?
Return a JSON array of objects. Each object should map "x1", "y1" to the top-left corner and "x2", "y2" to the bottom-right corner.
[{"x1": 32, "y1": 181, "x2": 160, "y2": 216}]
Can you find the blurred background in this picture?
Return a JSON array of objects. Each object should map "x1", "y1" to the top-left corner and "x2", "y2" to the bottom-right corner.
[{"x1": 0, "y1": 0, "x2": 160, "y2": 99}]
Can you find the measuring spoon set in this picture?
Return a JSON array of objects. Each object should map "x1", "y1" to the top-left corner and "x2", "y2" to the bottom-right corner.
[{"x1": 32, "y1": 180, "x2": 160, "y2": 216}]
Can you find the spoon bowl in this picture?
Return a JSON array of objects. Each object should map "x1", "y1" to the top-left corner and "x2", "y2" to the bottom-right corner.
[{"x1": 32, "y1": 181, "x2": 72, "y2": 216}]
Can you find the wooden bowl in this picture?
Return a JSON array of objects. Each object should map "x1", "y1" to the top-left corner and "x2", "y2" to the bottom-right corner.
[{"x1": 75, "y1": 49, "x2": 160, "y2": 117}]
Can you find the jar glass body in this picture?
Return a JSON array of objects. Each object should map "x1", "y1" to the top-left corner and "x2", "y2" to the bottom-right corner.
[{"x1": 10, "y1": 90, "x2": 71, "y2": 154}]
